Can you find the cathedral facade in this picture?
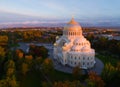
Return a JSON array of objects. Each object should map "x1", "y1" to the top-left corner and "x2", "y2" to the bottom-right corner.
[{"x1": 53, "y1": 18, "x2": 95, "y2": 69}]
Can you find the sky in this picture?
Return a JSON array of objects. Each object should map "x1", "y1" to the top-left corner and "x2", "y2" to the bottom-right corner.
[{"x1": 0, "y1": 0, "x2": 120, "y2": 27}]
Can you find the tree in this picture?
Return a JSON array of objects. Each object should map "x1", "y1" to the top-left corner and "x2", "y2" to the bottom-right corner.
[
  {"x1": 29, "y1": 45, "x2": 48, "y2": 58},
  {"x1": 21, "y1": 63, "x2": 29, "y2": 75},
  {"x1": 42, "y1": 82, "x2": 51, "y2": 87},
  {"x1": 72, "y1": 66, "x2": 82, "y2": 79},
  {"x1": 86, "y1": 71, "x2": 105, "y2": 87},
  {"x1": 6, "y1": 68, "x2": 15, "y2": 77},
  {"x1": 25, "y1": 55, "x2": 33, "y2": 64},
  {"x1": 42, "y1": 58, "x2": 54, "y2": 75},
  {"x1": 0, "y1": 46, "x2": 6, "y2": 64},
  {"x1": 5, "y1": 60, "x2": 15, "y2": 69},
  {"x1": 53, "y1": 80, "x2": 84, "y2": 87},
  {"x1": 101, "y1": 63, "x2": 116, "y2": 82},
  {"x1": 7, "y1": 76, "x2": 19, "y2": 87},
  {"x1": 4, "y1": 60, "x2": 16, "y2": 77},
  {"x1": 34, "y1": 57, "x2": 43, "y2": 69},
  {"x1": 15, "y1": 49, "x2": 24, "y2": 60},
  {"x1": 86, "y1": 33, "x2": 95, "y2": 42},
  {"x1": 0, "y1": 35, "x2": 8, "y2": 43},
  {"x1": 0, "y1": 76, "x2": 19, "y2": 87}
]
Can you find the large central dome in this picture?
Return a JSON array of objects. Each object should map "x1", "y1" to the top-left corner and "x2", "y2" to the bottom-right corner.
[
  {"x1": 63, "y1": 18, "x2": 82, "y2": 39},
  {"x1": 64, "y1": 18, "x2": 82, "y2": 31}
]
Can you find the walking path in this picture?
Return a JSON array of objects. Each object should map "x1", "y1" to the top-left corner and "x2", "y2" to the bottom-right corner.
[
  {"x1": 17, "y1": 42, "x2": 104, "y2": 75},
  {"x1": 51, "y1": 58, "x2": 104, "y2": 75}
]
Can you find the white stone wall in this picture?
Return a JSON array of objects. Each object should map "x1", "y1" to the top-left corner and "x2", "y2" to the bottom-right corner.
[{"x1": 53, "y1": 18, "x2": 95, "y2": 69}]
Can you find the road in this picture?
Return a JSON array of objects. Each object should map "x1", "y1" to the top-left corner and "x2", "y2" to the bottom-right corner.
[{"x1": 17, "y1": 42, "x2": 104, "y2": 75}]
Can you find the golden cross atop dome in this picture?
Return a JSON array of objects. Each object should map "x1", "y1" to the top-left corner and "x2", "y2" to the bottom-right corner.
[{"x1": 68, "y1": 17, "x2": 78, "y2": 25}]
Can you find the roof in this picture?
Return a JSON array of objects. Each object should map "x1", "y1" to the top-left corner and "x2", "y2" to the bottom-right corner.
[{"x1": 68, "y1": 18, "x2": 79, "y2": 25}]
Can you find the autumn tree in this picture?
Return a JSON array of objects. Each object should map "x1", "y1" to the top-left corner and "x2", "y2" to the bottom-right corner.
[
  {"x1": 0, "y1": 75, "x2": 19, "y2": 87},
  {"x1": 86, "y1": 71, "x2": 105, "y2": 87},
  {"x1": 0, "y1": 46, "x2": 6, "y2": 64},
  {"x1": 53, "y1": 80, "x2": 84, "y2": 87},
  {"x1": 15, "y1": 49, "x2": 24, "y2": 59},
  {"x1": 21, "y1": 63, "x2": 29, "y2": 75},
  {"x1": 29, "y1": 45, "x2": 48, "y2": 58},
  {"x1": 72, "y1": 66, "x2": 82, "y2": 79},
  {"x1": 34, "y1": 57, "x2": 43, "y2": 70},
  {"x1": 0, "y1": 35, "x2": 8, "y2": 43},
  {"x1": 42, "y1": 82, "x2": 51, "y2": 87},
  {"x1": 42, "y1": 58, "x2": 54, "y2": 75},
  {"x1": 4, "y1": 60, "x2": 16, "y2": 77}
]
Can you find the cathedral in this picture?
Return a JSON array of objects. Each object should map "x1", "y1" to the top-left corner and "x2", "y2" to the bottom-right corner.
[{"x1": 53, "y1": 18, "x2": 95, "y2": 69}]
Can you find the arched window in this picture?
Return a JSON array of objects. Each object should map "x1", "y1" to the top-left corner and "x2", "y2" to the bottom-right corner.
[
  {"x1": 75, "y1": 57, "x2": 76, "y2": 60},
  {"x1": 71, "y1": 56, "x2": 72, "y2": 59},
  {"x1": 65, "y1": 60, "x2": 66, "y2": 63},
  {"x1": 75, "y1": 62, "x2": 76, "y2": 65},
  {"x1": 83, "y1": 62, "x2": 85, "y2": 65},
  {"x1": 69, "y1": 32, "x2": 70, "y2": 35},
  {"x1": 72, "y1": 32, "x2": 73, "y2": 35}
]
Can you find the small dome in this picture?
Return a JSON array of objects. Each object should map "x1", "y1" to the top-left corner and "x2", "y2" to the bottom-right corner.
[
  {"x1": 64, "y1": 18, "x2": 82, "y2": 31},
  {"x1": 71, "y1": 45, "x2": 82, "y2": 51},
  {"x1": 73, "y1": 37, "x2": 90, "y2": 47},
  {"x1": 81, "y1": 46, "x2": 90, "y2": 52},
  {"x1": 74, "y1": 37, "x2": 86, "y2": 44}
]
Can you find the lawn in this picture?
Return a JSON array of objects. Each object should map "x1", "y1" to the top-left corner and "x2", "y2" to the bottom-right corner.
[
  {"x1": 20, "y1": 70, "x2": 43, "y2": 87},
  {"x1": 20, "y1": 69, "x2": 75, "y2": 87},
  {"x1": 49, "y1": 70, "x2": 74, "y2": 81},
  {"x1": 96, "y1": 54, "x2": 119, "y2": 66}
]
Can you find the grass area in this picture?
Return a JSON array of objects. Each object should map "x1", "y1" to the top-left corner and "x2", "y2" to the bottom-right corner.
[
  {"x1": 49, "y1": 70, "x2": 87, "y2": 82},
  {"x1": 50, "y1": 70, "x2": 74, "y2": 81},
  {"x1": 20, "y1": 69, "x2": 75, "y2": 87},
  {"x1": 10, "y1": 43, "x2": 20, "y2": 47},
  {"x1": 96, "y1": 54, "x2": 119, "y2": 66},
  {"x1": 20, "y1": 70, "x2": 43, "y2": 87}
]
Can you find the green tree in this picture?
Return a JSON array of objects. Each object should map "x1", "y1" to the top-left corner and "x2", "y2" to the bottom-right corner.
[{"x1": 101, "y1": 63, "x2": 116, "y2": 82}]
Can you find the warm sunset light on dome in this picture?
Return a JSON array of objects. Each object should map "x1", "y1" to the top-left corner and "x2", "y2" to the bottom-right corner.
[{"x1": 54, "y1": 18, "x2": 95, "y2": 69}]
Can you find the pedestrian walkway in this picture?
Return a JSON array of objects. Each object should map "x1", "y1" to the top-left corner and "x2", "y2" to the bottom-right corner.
[{"x1": 52, "y1": 58, "x2": 104, "y2": 75}]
